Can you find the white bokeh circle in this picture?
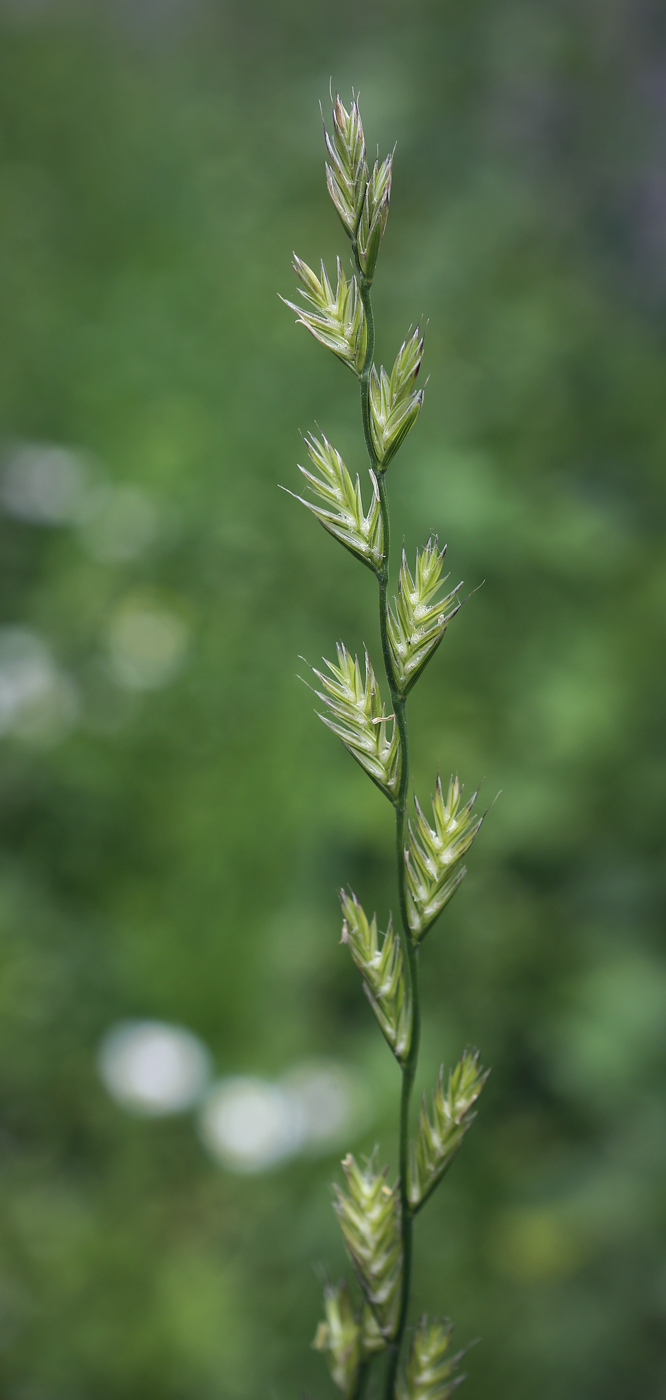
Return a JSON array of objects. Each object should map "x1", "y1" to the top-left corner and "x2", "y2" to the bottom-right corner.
[{"x1": 98, "y1": 1020, "x2": 211, "y2": 1116}]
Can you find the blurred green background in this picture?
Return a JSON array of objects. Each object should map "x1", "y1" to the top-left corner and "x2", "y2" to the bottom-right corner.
[{"x1": 0, "y1": 0, "x2": 665, "y2": 1396}]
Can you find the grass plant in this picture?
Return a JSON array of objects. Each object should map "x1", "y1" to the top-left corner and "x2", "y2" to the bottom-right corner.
[{"x1": 284, "y1": 93, "x2": 489, "y2": 1400}]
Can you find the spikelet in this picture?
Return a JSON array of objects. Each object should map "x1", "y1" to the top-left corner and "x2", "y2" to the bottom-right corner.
[
  {"x1": 284, "y1": 431, "x2": 383, "y2": 571},
  {"x1": 357, "y1": 154, "x2": 393, "y2": 281},
  {"x1": 312, "y1": 1280, "x2": 387, "y2": 1397},
  {"x1": 369, "y1": 328, "x2": 424, "y2": 468},
  {"x1": 282, "y1": 255, "x2": 367, "y2": 374},
  {"x1": 361, "y1": 1302, "x2": 386, "y2": 1355},
  {"x1": 388, "y1": 538, "x2": 462, "y2": 696},
  {"x1": 334, "y1": 1154, "x2": 402, "y2": 1339},
  {"x1": 310, "y1": 645, "x2": 400, "y2": 800},
  {"x1": 397, "y1": 1317, "x2": 466, "y2": 1400},
  {"x1": 408, "y1": 1050, "x2": 489, "y2": 1211},
  {"x1": 340, "y1": 890, "x2": 411, "y2": 1063},
  {"x1": 312, "y1": 1281, "x2": 361, "y2": 1397},
  {"x1": 405, "y1": 777, "x2": 482, "y2": 940},
  {"x1": 323, "y1": 93, "x2": 369, "y2": 237}
]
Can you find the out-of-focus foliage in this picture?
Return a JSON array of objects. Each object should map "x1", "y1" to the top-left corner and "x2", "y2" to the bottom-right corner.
[{"x1": 0, "y1": 2, "x2": 665, "y2": 1398}]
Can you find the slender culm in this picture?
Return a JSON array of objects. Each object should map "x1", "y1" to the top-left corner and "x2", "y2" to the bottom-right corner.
[{"x1": 283, "y1": 92, "x2": 490, "y2": 1400}]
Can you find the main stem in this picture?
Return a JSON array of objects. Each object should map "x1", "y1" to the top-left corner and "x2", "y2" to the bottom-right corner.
[
  {"x1": 354, "y1": 252, "x2": 421, "y2": 1400},
  {"x1": 351, "y1": 1359, "x2": 370, "y2": 1400}
]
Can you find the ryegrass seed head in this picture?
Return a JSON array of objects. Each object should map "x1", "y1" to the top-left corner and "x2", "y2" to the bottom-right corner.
[{"x1": 284, "y1": 89, "x2": 490, "y2": 1400}]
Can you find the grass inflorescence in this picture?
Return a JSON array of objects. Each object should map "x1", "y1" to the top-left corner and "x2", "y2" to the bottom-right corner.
[{"x1": 283, "y1": 91, "x2": 489, "y2": 1400}]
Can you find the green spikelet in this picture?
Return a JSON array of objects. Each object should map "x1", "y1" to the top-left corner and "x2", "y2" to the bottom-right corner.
[
  {"x1": 369, "y1": 328, "x2": 425, "y2": 468},
  {"x1": 324, "y1": 93, "x2": 368, "y2": 237},
  {"x1": 405, "y1": 776, "x2": 483, "y2": 940},
  {"x1": 312, "y1": 1281, "x2": 361, "y2": 1397},
  {"x1": 361, "y1": 1302, "x2": 387, "y2": 1355},
  {"x1": 283, "y1": 431, "x2": 383, "y2": 570},
  {"x1": 409, "y1": 1050, "x2": 489, "y2": 1211},
  {"x1": 397, "y1": 1317, "x2": 466, "y2": 1400},
  {"x1": 388, "y1": 538, "x2": 462, "y2": 696},
  {"x1": 309, "y1": 644, "x2": 400, "y2": 799},
  {"x1": 282, "y1": 255, "x2": 367, "y2": 374},
  {"x1": 357, "y1": 154, "x2": 393, "y2": 281},
  {"x1": 340, "y1": 890, "x2": 411, "y2": 1062},
  {"x1": 334, "y1": 1154, "x2": 402, "y2": 1339}
]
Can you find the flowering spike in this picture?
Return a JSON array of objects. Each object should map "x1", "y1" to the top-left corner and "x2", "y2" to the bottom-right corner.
[
  {"x1": 397, "y1": 1317, "x2": 466, "y2": 1400},
  {"x1": 284, "y1": 92, "x2": 490, "y2": 1400},
  {"x1": 388, "y1": 538, "x2": 462, "y2": 696},
  {"x1": 334, "y1": 1154, "x2": 402, "y2": 1339},
  {"x1": 408, "y1": 1050, "x2": 489, "y2": 1211},
  {"x1": 323, "y1": 93, "x2": 369, "y2": 237},
  {"x1": 309, "y1": 644, "x2": 400, "y2": 800},
  {"x1": 369, "y1": 327, "x2": 424, "y2": 467},
  {"x1": 405, "y1": 776, "x2": 483, "y2": 939},
  {"x1": 340, "y1": 890, "x2": 411, "y2": 1062},
  {"x1": 282, "y1": 255, "x2": 367, "y2": 374}
]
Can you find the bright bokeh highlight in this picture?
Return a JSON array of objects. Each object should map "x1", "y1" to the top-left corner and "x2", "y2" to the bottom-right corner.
[{"x1": 99, "y1": 1021, "x2": 211, "y2": 1116}]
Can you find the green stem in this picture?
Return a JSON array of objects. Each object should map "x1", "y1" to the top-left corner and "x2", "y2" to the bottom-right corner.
[
  {"x1": 351, "y1": 1359, "x2": 371, "y2": 1400},
  {"x1": 354, "y1": 251, "x2": 421, "y2": 1400},
  {"x1": 354, "y1": 263, "x2": 377, "y2": 471}
]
